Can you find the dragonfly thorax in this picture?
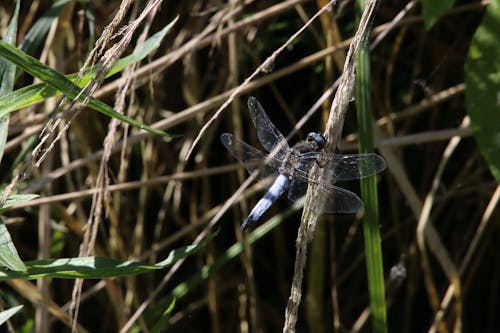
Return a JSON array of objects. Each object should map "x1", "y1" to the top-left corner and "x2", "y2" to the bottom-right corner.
[
  {"x1": 278, "y1": 150, "x2": 302, "y2": 179},
  {"x1": 278, "y1": 134, "x2": 324, "y2": 179}
]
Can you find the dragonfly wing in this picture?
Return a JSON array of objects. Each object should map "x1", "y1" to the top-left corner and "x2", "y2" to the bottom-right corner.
[
  {"x1": 313, "y1": 184, "x2": 364, "y2": 213},
  {"x1": 247, "y1": 97, "x2": 289, "y2": 159},
  {"x1": 220, "y1": 133, "x2": 280, "y2": 186},
  {"x1": 288, "y1": 181, "x2": 364, "y2": 213},
  {"x1": 287, "y1": 180, "x2": 308, "y2": 202},
  {"x1": 296, "y1": 152, "x2": 386, "y2": 182}
]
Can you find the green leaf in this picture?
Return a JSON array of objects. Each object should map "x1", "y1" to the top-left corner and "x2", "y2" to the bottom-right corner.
[
  {"x1": 0, "y1": 193, "x2": 39, "y2": 212},
  {"x1": 145, "y1": 202, "x2": 303, "y2": 322},
  {"x1": 0, "y1": 218, "x2": 27, "y2": 272},
  {"x1": 465, "y1": 0, "x2": 500, "y2": 182},
  {"x1": 0, "y1": 230, "x2": 215, "y2": 279},
  {"x1": 19, "y1": 0, "x2": 70, "y2": 56},
  {"x1": 0, "y1": 0, "x2": 37, "y2": 272},
  {"x1": 150, "y1": 297, "x2": 176, "y2": 333},
  {"x1": 0, "y1": 20, "x2": 181, "y2": 137},
  {"x1": 0, "y1": 0, "x2": 20, "y2": 164},
  {"x1": 421, "y1": 0, "x2": 456, "y2": 30},
  {"x1": 169, "y1": 203, "x2": 302, "y2": 298},
  {"x1": 0, "y1": 40, "x2": 166, "y2": 137},
  {"x1": 0, "y1": 16, "x2": 178, "y2": 116},
  {"x1": 0, "y1": 305, "x2": 23, "y2": 326},
  {"x1": 356, "y1": 45, "x2": 388, "y2": 333}
]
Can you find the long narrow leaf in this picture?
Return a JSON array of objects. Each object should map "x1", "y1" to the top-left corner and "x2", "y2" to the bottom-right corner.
[
  {"x1": 0, "y1": 1, "x2": 27, "y2": 274},
  {"x1": 150, "y1": 297, "x2": 176, "y2": 333},
  {"x1": 0, "y1": 0, "x2": 20, "y2": 163},
  {"x1": 0, "y1": 193, "x2": 39, "y2": 212},
  {"x1": 0, "y1": 16, "x2": 179, "y2": 116},
  {"x1": 19, "y1": 0, "x2": 71, "y2": 55},
  {"x1": 0, "y1": 305, "x2": 23, "y2": 326},
  {"x1": 0, "y1": 218, "x2": 27, "y2": 272},
  {"x1": 356, "y1": 1, "x2": 387, "y2": 332},
  {"x1": 0, "y1": 28, "x2": 176, "y2": 137},
  {"x1": 0, "y1": 230, "x2": 215, "y2": 279},
  {"x1": 145, "y1": 200, "x2": 303, "y2": 321}
]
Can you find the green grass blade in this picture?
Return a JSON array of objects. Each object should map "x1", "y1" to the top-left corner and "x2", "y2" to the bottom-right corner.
[
  {"x1": 0, "y1": 193, "x2": 39, "y2": 212},
  {"x1": 0, "y1": 1, "x2": 27, "y2": 274},
  {"x1": 0, "y1": 35, "x2": 174, "y2": 137},
  {"x1": 170, "y1": 204, "x2": 302, "y2": 299},
  {"x1": 0, "y1": 231, "x2": 214, "y2": 279},
  {"x1": 146, "y1": 200, "x2": 303, "y2": 321},
  {"x1": 19, "y1": 0, "x2": 70, "y2": 56},
  {"x1": 0, "y1": 0, "x2": 20, "y2": 164},
  {"x1": 0, "y1": 17, "x2": 178, "y2": 117},
  {"x1": 0, "y1": 305, "x2": 23, "y2": 326},
  {"x1": 0, "y1": 217, "x2": 27, "y2": 272},
  {"x1": 150, "y1": 297, "x2": 176, "y2": 333},
  {"x1": 0, "y1": 18, "x2": 177, "y2": 116},
  {"x1": 356, "y1": 1, "x2": 387, "y2": 331}
]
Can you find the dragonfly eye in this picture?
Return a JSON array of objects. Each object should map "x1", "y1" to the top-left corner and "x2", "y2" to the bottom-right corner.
[{"x1": 306, "y1": 132, "x2": 326, "y2": 149}]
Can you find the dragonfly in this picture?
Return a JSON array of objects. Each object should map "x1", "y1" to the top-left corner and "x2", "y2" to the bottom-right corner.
[{"x1": 221, "y1": 97, "x2": 386, "y2": 231}]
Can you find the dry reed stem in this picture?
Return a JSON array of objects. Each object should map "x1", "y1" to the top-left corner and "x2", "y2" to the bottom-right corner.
[
  {"x1": 120, "y1": 3, "x2": 346, "y2": 328},
  {"x1": 121, "y1": 0, "x2": 346, "y2": 326},
  {"x1": 282, "y1": 1, "x2": 379, "y2": 332},
  {"x1": 95, "y1": 0, "x2": 309, "y2": 98},
  {"x1": 340, "y1": 127, "x2": 472, "y2": 151},
  {"x1": 185, "y1": 0, "x2": 338, "y2": 160},
  {"x1": 65, "y1": 1, "x2": 166, "y2": 330},
  {"x1": 19, "y1": 12, "x2": 468, "y2": 196},
  {"x1": 7, "y1": 279, "x2": 90, "y2": 333},
  {"x1": 430, "y1": 185, "x2": 500, "y2": 332},
  {"x1": 119, "y1": 172, "x2": 260, "y2": 332},
  {"x1": 35, "y1": 0, "x2": 161, "y2": 169},
  {"x1": 0, "y1": 1, "x2": 488, "y2": 330},
  {"x1": 416, "y1": 117, "x2": 471, "y2": 333},
  {"x1": 92, "y1": 1, "x2": 486, "y2": 102}
]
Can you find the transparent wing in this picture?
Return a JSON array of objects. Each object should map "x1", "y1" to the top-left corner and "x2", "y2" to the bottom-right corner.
[
  {"x1": 247, "y1": 97, "x2": 289, "y2": 160},
  {"x1": 295, "y1": 152, "x2": 386, "y2": 182},
  {"x1": 220, "y1": 133, "x2": 281, "y2": 187},
  {"x1": 314, "y1": 184, "x2": 364, "y2": 213},
  {"x1": 287, "y1": 180, "x2": 308, "y2": 202},
  {"x1": 287, "y1": 181, "x2": 364, "y2": 213}
]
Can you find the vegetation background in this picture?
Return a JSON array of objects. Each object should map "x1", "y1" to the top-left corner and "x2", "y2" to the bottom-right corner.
[{"x1": 0, "y1": 0, "x2": 498, "y2": 332}]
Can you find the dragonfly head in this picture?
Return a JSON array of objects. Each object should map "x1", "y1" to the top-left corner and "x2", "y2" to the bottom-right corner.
[{"x1": 306, "y1": 132, "x2": 326, "y2": 150}]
